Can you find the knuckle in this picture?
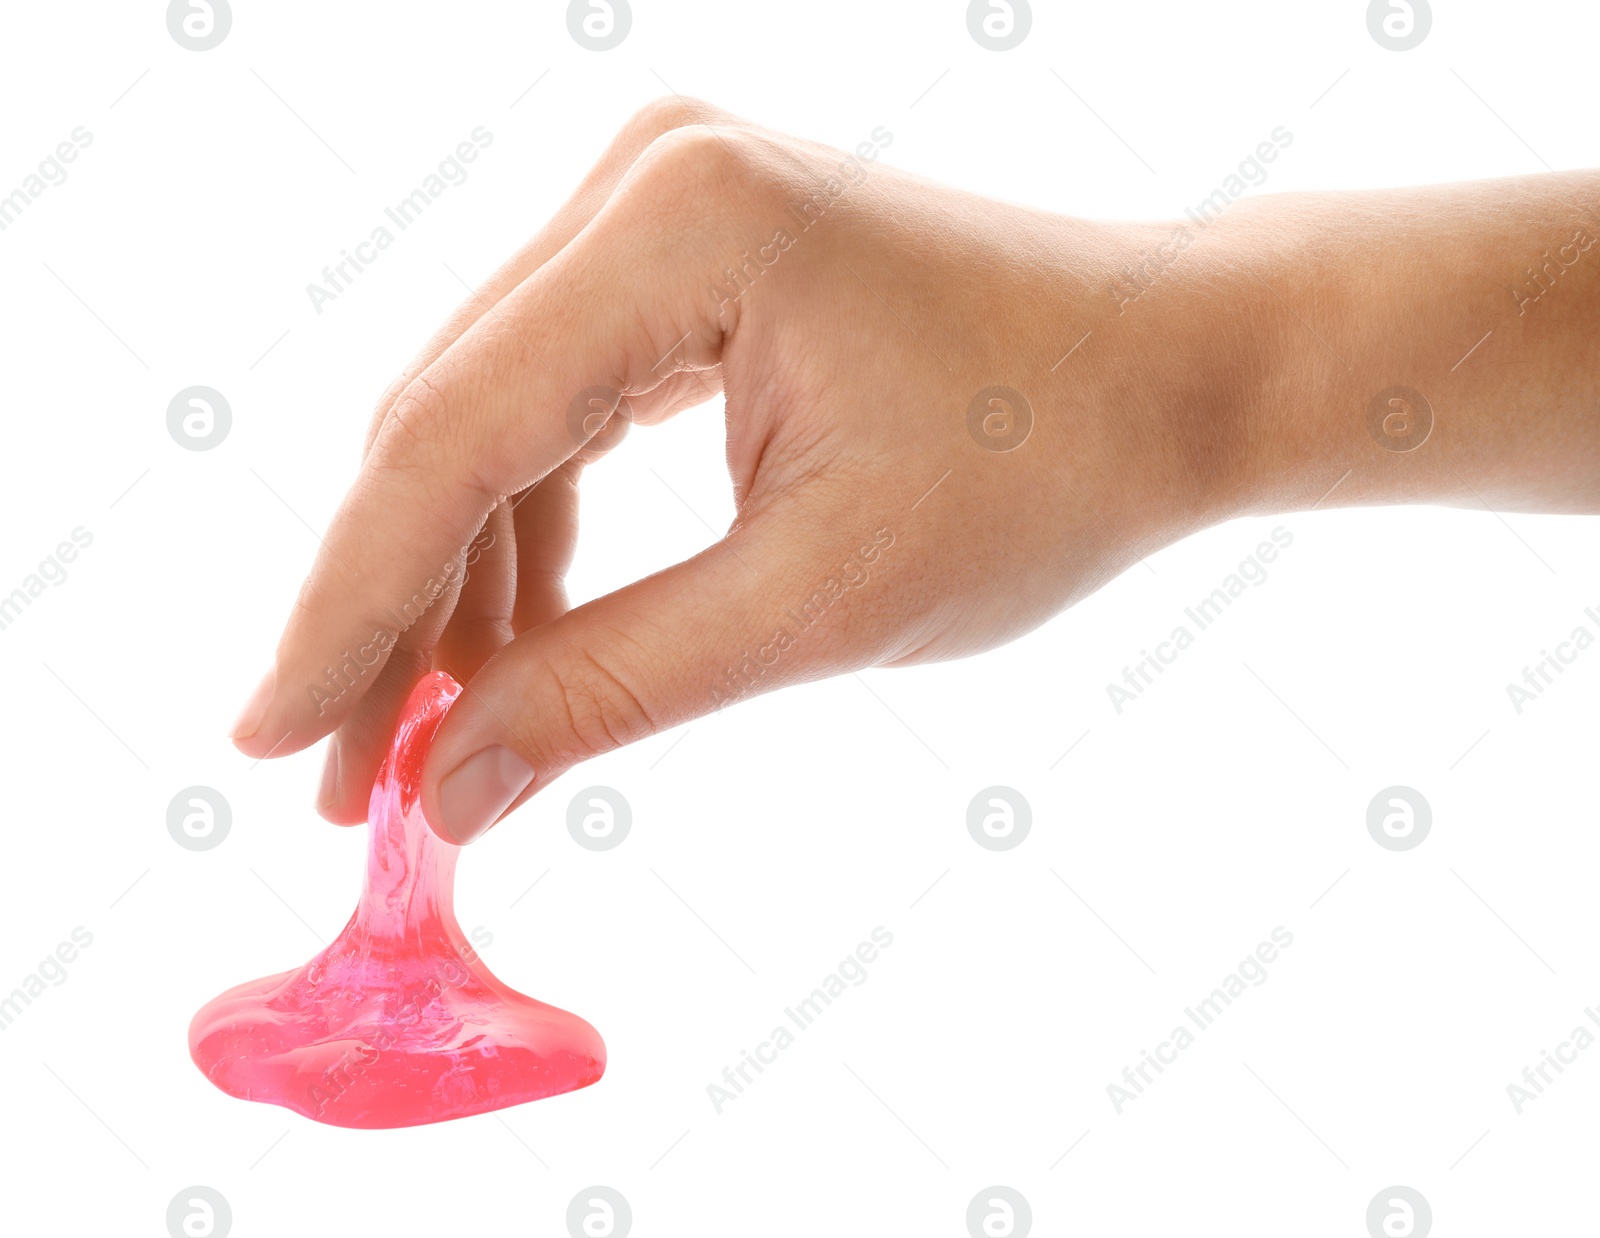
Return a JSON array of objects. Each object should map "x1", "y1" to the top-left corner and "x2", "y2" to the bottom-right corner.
[
  {"x1": 373, "y1": 371, "x2": 502, "y2": 505},
  {"x1": 624, "y1": 95, "x2": 724, "y2": 145},
  {"x1": 365, "y1": 375, "x2": 412, "y2": 456},
  {"x1": 382, "y1": 373, "x2": 454, "y2": 457},
  {"x1": 545, "y1": 645, "x2": 658, "y2": 761},
  {"x1": 629, "y1": 123, "x2": 757, "y2": 213}
]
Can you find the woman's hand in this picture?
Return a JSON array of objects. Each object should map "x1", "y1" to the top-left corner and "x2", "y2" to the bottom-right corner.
[{"x1": 229, "y1": 98, "x2": 1600, "y2": 844}]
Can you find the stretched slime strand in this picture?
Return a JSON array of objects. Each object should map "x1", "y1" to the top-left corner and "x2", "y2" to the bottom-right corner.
[{"x1": 189, "y1": 671, "x2": 604, "y2": 1128}]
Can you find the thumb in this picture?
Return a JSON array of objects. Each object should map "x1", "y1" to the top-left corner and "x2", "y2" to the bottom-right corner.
[{"x1": 419, "y1": 517, "x2": 887, "y2": 844}]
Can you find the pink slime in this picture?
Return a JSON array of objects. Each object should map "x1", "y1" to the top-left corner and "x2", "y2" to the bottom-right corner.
[{"x1": 189, "y1": 671, "x2": 604, "y2": 1128}]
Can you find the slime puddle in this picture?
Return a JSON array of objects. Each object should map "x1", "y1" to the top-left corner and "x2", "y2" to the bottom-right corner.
[{"x1": 190, "y1": 671, "x2": 604, "y2": 1128}]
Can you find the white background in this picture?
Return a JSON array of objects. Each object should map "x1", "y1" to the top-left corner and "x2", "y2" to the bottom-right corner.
[{"x1": 1, "y1": 1, "x2": 1596, "y2": 1234}]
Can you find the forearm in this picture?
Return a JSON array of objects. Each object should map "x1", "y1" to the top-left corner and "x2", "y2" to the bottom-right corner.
[{"x1": 1162, "y1": 172, "x2": 1600, "y2": 521}]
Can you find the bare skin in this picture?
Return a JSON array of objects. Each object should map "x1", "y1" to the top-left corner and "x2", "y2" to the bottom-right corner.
[{"x1": 228, "y1": 99, "x2": 1600, "y2": 843}]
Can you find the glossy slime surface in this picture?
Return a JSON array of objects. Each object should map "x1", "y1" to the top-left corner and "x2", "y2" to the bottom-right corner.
[{"x1": 189, "y1": 671, "x2": 604, "y2": 1128}]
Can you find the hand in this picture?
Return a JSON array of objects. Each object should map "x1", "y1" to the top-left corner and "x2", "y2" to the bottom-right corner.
[{"x1": 230, "y1": 98, "x2": 1600, "y2": 844}]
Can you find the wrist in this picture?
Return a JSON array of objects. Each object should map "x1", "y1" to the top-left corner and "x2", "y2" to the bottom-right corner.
[
  {"x1": 1070, "y1": 215, "x2": 1291, "y2": 539},
  {"x1": 1184, "y1": 180, "x2": 1600, "y2": 519}
]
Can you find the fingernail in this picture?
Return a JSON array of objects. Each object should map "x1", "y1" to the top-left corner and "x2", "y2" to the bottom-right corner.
[
  {"x1": 437, "y1": 746, "x2": 536, "y2": 845},
  {"x1": 230, "y1": 665, "x2": 276, "y2": 742},
  {"x1": 317, "y1": 744, "x2": 341, "y2": 811}
]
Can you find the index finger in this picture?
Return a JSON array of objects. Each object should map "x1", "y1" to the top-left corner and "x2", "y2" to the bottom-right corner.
[{"x1": 230, "y1": 128, "x2": 745, "y2": 760}]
